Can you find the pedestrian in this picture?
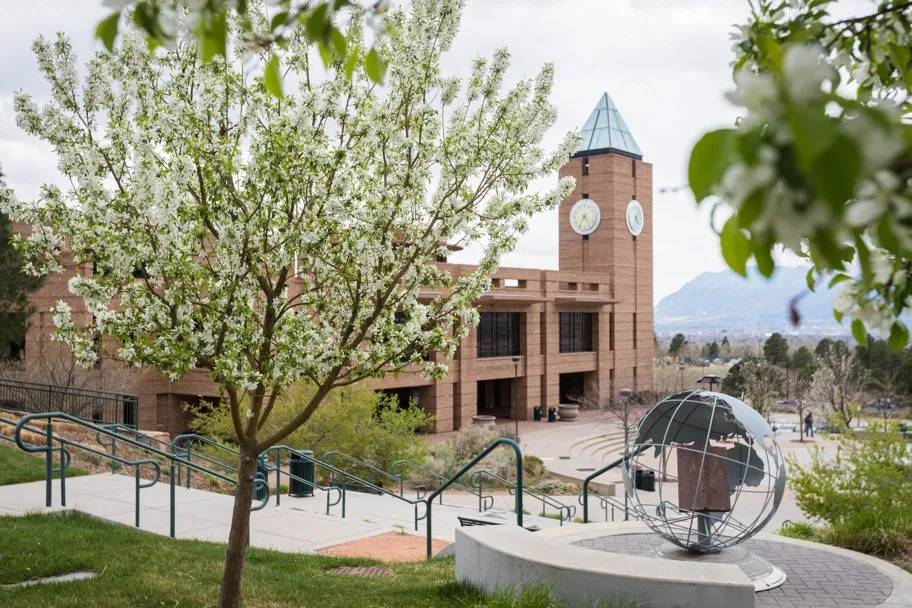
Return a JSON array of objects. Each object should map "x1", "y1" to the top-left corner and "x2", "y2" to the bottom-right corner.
[{"x1": 804, "y1": 412, "x2": 814, "y2": 438}]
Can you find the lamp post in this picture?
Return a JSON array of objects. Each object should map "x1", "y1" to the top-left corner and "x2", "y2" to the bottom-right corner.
[
  {"x1": 678, "y1": 365, "x2": 685, "y2": 391},
  {"x1": 619, "y1": 387, "x2": 633, "y2": 520},
  {"x1": 512, "y1": 355, "x2": 521, "y2": 440}
]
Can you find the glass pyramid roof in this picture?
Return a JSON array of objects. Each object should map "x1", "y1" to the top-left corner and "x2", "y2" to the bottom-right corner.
[{"x1": 575, "y1": 92, "x2": 643, "y2": 159}]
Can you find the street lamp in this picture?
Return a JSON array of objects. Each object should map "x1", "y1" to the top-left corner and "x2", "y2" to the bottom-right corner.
[
  {"x1": 512, "y1": 355, "x2": 521, "y2": 440},
  {"x1": 619, "y1": 387, "x2": 633, "y2": 520},
  {"x1": 678, "y1": 365, "x2": 685, "y2": 391}
]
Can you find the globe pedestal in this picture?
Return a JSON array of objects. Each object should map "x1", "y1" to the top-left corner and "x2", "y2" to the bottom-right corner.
[{"x1": 646, "y1": 541, "x2": 787, "y2": 591}]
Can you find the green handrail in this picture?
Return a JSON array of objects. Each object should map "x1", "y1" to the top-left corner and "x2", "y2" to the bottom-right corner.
[
  {"x1": 580, "y1": 443, "x2": 651, "y2": 523},
  {"x1": 172, "y1": 433, "x2": 242, "y2": 488},
  {"x1": 425, "y1": 438, "x2": 523, "y2": 559},
  {"x1": 390, "y1": 459, "x2": 493, "y2": 511},
  {"x1": 470, "y1": 469, "x2": 575, "y2": 525},
  {"x1": 324, "y1": 451, "x2": 427, "y2": 500},
  {"x1": 13, "y1": 412, "x2": 269, "y2": 538},
  {"x1": 256, "y1": 446, "x2": 343, "y2": 516},
  {"x1": 263, "y1": 445, "x2": 428, "y2": 529},
  {"x1": 1, "y1": 415, "x2": 75, "y2": 503}
]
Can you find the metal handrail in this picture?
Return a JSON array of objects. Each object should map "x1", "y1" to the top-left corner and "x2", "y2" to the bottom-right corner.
[
  {"x1": 12, "y1": 412, "x2": 269, "y2": 538},
  {"x1": 425, "y1": 438, "x2": 523, "y2": 559},
  {"x1": 390, "y1": 459, "x2": 494, "y2": 511},
  {"x1": 256, "y1": 446, "x2": 343, "y2": 517},
  {"x1": 171, "y1": 433, "x2": 243, "y2": 489},
  {"x1": 579, "y1": 443, "x2": 652, "y2": 523},
  {"x1": 324, "y1": 451, "x2": 427, "y2": 500},
  {"x1": 1, "y1": 415, "x2": 75, "y2": 500},
  {"x1": 264, "y1": 445, "x2": 428, "y2": 529},
  {"x1": 0, "y1": 378, "x2": 138, "y2": 425},
  {"x1": 470, "y1": 469, "x2": 575, "y2": 525}
]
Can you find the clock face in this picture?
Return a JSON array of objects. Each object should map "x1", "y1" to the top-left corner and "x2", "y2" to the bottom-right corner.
[
  {"x1": 569, "y1": 198, "x2": 601, "y2": 236},
  {"x1": 626, "y1": 200, "x2": 644, "y2": 236}
]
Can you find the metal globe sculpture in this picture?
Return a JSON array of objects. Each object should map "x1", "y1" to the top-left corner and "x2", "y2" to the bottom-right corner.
[{"x1": 622, "y1": 390, "x2": 786, "y2": 554}]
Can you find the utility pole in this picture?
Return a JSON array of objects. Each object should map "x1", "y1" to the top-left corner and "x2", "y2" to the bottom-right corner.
[{"x1": 620, "y1": 387, "x2": 633, "y2": 521}]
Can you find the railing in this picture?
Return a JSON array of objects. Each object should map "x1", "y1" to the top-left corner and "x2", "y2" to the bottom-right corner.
[
  {"x1": 0, "y1": 377, "x2": 138, "y2": 426},
  {"x1": 324, "y1": 451, "x2": 427, "y2": 500},
  {"x1": 579, "y1": 443, "x2": 651, "y2": 523},
  {"x1": 257, "y1": 446, "x2": 344, "y2": 517},
  {"x1": 470, "y1": 469, "x2": 575, "y2": 525},
  {"x1": 269, "y1": 446, "x2": 427, "y2": 529},
  {"x1": 11, "y1": 412, "x2": 269, "y2": 537},
  {"x1": 0, "y1": 415, "x2": 75, "y2": 502},
  {"x1": 425, "y1": 438, "x2": 523, "y2": 559},
  {"x1": 391, "y1": 459, "x2": 494, "y2": 511},
  {"x1": 171, "y1": 433, "x2": 242, "y2": 487}
]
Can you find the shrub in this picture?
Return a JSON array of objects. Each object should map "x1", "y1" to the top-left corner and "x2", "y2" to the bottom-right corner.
[
  {"x1": 531, "y1": 477, "x2": 577, "y2": 496},
  {"x1": 778, "y1": 521, "x2": 817, "y2": 541},
  {"x1": 787, "y1": 418, "x2": 912, "y2": 527},
  {"x1": 189, "y1": 383, "x2": 432, "y2": 473},
  {"x1": 416, "y1": 426, "x2": 516, "y2": 488}
]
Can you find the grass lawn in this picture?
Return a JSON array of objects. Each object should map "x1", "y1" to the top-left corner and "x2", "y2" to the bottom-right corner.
[
  {"x1": 0, "y1": 513, "x2": 638, "y2": 608},
  {"x1": 0, "y1": 444, "x2": 89, "y2": 486}
]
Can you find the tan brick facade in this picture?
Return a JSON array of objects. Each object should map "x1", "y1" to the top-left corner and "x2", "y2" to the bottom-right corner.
[{"x1": 16, "y1": 138, "x2": 654, "y2": 437}]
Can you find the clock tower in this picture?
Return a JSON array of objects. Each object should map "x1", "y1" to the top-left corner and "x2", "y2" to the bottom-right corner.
[{"x1": 558, "y1": 91, "x2": 653, "y2": 395}]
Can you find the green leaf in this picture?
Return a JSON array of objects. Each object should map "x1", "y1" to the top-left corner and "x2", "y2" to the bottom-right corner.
[
  {"x1": 807, "y1": 268, "x2": 817, "y2": 292},
  {"x1": 317, "y1": 43, "x2": 332, "y2": 68},
  {"x1": 787, "y1": 106, "x2": 836, "y2": 169},
  {"x1": 96, "y1": 12, "x2": 121, "y2": 52},
  {"x1": 201, "y1": 10, "x2": 228, "y2": 60},
  {"x1": 877, "y1": 213, "x2": 901, "y2": 253},
  {"x1": 751, "y1": 234, "x2": 775, "y2": 278},
  {"x1": 855, "y1": 235, "x2": 872, "y2": 288},
  {"x1": 304, "y1": 3, "x2": 330, "y2": 43},
  {"x1": 852, "y1": 318, "x2": 867, "y2": 347},
  {"x1": 365, "y1": 47, "x2": 387, "y2": 84},
  {"x1": 343, "y1": 51, "x2": 359, "y2": 80},
  {"x1": 721, "y1": 217, "x2": 751, "y2": 277},
  {"x1": 758, "y1": 33, "x2": 783, "y2": 70},
  {"x1": 265, "y1": 54, "x2": 284, "y2": 99},
  {"x1": 810, "y1": 135, "x2": 861, "y2": 210},
  {"x1": 330, "y1": 27, "x2": 347, "y2": 59},
  {"x1": 688, "y1": 129, "x2": 736, "y2": 203},
  {"x1": 737, "y1": 189, "x2": 765, "y2": 227},
  {"x1": 270, "y1": 11, "x2": 289, "y2": 32},
  {"x1": 833, "y1": 308, "x2": 843, "y2": 324},
  {"x1": 828, "y1": 273, "x2": 851, "y2": 288},
  {"x1": 889, "y1": 322, "x2": 909, "y2": 351}
]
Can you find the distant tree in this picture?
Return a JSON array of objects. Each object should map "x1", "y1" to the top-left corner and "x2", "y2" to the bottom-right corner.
[
  {"x1": 722, "y1": 362, "x2": 747, "y2": 398},
  {"x1": 791, "y1": 346, "x2": 814, "y2": 370},
  {"x1": 669, "y1": 333, "x2": 687, "y2": 357},
  {"x1": 855, "y1": 336, "x2": 908, "y2": 408},
  {"x1": 794, "y1": 364, "x2": 815, "y2": 442},
  {"x1": 808, "y1": 340, "x2": 865, "y2": 428},
  {"x1": 815, "y1": 338, "x2": 833, "y2": 358},
  {"x1": 0, "y1": 211, "x2": 44, "y2": 359},
  {"x1": 720, "y1": 336, "x2": 731, "y2": 358},
  {"x1": 764, "y1": 333, "x2": 789, "y2": 365},
  {"x1": 706, "y1": 341, "x2": 720, "y2": 360},
  {"x1": 742, "y1": 360, "x2": 783, "y2": 419}
]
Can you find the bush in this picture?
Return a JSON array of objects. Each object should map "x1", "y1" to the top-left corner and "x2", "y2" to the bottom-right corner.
[
  {"x1": 189, "y1": 383, "x2": 432, "y2": 473},
  {"x1": 416, "y1": 426, "x2": 517, "y2": 488},
  {"x1": 778, "y1": 521, "x2": 817, "y2": 541},
  {"x1": 787, "y1": 418, "x2": 912, "y2": 526}
]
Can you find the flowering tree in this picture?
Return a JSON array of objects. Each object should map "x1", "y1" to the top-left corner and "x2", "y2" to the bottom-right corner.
[
  {"x1": 0, "y1": 1, "x2": 576, "y2": 604},
  {"x1": 742, "y1": 359, "x2": 782, "y2": 419},
  {"x1": 690, "y1": 0, "x2": 912, "y2": 348}
]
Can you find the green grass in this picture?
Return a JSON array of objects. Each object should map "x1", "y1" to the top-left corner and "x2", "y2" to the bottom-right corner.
[
  {"x1": 0, "y1": 513, "x2": 637, "y2": 607},
  {"x1": 0, "y1": 444, "x2": 89, "y2": 486}
]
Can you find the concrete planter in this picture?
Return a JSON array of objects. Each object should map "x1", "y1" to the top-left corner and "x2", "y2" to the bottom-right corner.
[
  {"x1": 557, "y1": 404, "x2": 579, "y2": 422},
  {"x1": 472, "y1": 415, "x2": 497, "y2": 430}
]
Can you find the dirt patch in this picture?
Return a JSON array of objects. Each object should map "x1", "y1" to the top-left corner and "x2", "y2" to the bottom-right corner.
[{"x1": 318, "y1": 532, "x2": 449, "y2": 562}]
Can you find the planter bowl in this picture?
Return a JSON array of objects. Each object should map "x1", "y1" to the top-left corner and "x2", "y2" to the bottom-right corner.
[
  {"x1": 557, "y1": 404, "x2": 580, "y2": 422},
  {"x1": 472, "y1": 415, "x2": 497, "y2": 430}
]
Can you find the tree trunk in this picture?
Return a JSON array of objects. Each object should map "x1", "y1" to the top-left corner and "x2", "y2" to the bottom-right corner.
[{"x1": 218, "y1": 449, "x2": 258, "y2": 608}]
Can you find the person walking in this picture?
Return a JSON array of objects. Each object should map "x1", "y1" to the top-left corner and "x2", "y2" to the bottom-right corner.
[{"x1": 804, "y1": 412, "x2": 814, "y2": 438}]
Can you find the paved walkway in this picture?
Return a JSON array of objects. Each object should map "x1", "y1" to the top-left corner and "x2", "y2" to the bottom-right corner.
[{"x1": 0, "y1": 473, "x2": 574, "y2": 553}]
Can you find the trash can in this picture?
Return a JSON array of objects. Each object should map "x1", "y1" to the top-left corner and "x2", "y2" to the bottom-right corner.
[
  {"x1": 634, "y1": 468, "x2": 655, "y2": 492},
  {"x1": 533, "y1": 405, "x2": 542, "y2": 421},
  {"x1": 289, "y1": 450, "x2": 315, "y2": 497},
  {"x1": 254, "y1": 460, "x2": 269, "y2": 501},
  {"x1": 547, "y1": 407, "x2": 557, "y2": 423}
]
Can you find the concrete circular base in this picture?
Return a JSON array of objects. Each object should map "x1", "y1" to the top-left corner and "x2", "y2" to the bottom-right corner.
[{"x1": 646, "y1": 541, "x2": 787, "y2": 592}]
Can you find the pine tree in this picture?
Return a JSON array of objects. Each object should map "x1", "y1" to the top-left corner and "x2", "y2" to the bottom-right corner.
[{"x1": 0, "y1": 212, "x2": 44, "y2": 359}]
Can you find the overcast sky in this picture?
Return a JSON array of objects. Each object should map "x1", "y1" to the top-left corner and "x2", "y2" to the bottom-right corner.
[{"x1": 0, "y1": 0, "x2": 807, "y2": 302}]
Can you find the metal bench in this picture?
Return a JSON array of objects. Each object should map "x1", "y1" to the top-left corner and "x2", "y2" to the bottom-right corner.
[{"x1": 457, "y1": 516, "x2": 539, "y2": 531}]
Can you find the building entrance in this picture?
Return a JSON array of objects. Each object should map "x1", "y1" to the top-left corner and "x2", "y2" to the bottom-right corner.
[
  {"x1": 559, "y1": 372, "x2": 586, "y2": 404},
  {"x1": 477, "y1": 379, "x2": 516, "y2": 419}
]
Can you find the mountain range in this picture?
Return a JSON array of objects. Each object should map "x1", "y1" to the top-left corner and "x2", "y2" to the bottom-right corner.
[{"x1": 654, "y1": 266, "x2": 848, "y2": 338}]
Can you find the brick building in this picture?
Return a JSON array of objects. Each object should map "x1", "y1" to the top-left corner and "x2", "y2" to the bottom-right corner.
[{"x1": 17, "y1": 92, "x2": 654, "y2": 436}]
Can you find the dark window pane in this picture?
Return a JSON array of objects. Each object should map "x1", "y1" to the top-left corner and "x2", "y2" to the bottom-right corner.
[
  {"x1": 559, "y1": 312, "x2": 594, "y2": 353},
  {"x1": 477, "y1": 312, "x2": 521, "y2": 358}
]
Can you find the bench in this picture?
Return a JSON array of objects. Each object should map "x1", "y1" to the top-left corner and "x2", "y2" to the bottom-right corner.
[{"x1": 458, "y1": 516, "x2": 539, "y2": 531}]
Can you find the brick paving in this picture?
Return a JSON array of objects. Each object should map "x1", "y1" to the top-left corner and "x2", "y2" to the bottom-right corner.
[{"x1": 573, "y1": 533, "x2": 893, "y2": 607}]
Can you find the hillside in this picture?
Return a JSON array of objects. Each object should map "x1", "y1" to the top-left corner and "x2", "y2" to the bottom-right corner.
[{"x1": 654, "y1": 266, "x2": 846, "y2": 337}]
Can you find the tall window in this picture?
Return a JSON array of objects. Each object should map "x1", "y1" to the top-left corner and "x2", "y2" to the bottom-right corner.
[
  {"x1": 476, "y1": 312, "x2": 521, "y2": 358},
  {"x1": 559, "y1": 312, "x2": 593, "y2": 353}
]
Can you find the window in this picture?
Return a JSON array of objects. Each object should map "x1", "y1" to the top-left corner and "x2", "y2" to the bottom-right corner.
[
  {"x1": 582, "y1": 158, "x2": 590, "y2": 176},
  {"x1": 609, "y1": 313, "x2": 615, "y2": 351},
  {"x1": 559, "y1": 313, "x2": 593, "y2": 353},
  {"x1": 633, "y1": 313, "x2": 638, "y2": 349},
  {"x1": 476, "y1": 312, "x2": 521, "y2": 358}
]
